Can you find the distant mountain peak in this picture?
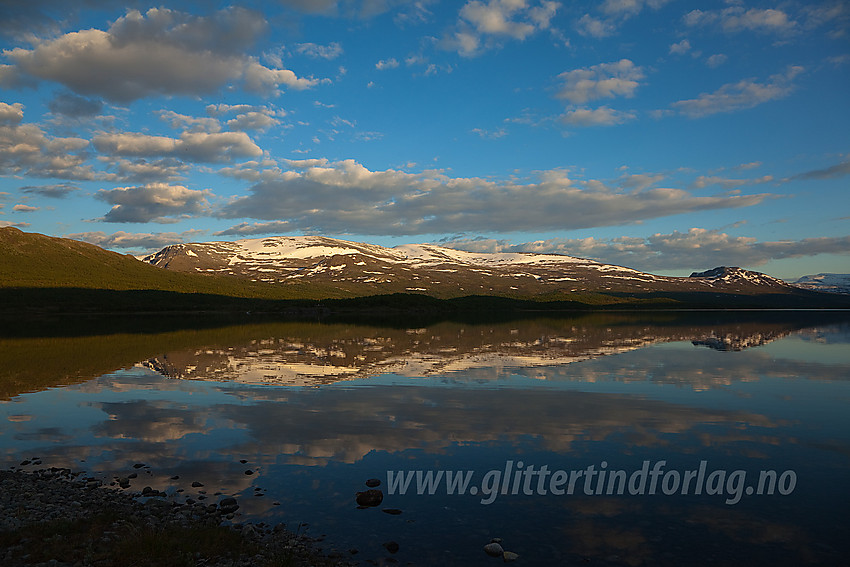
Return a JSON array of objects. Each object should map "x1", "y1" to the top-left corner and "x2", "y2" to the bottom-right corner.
[
  {"x1": 689, "y1": 266, "x2": 790, "y2": 288},
  {"x1": 791, "y1": 273, "x2": 850, "y2": 294}
]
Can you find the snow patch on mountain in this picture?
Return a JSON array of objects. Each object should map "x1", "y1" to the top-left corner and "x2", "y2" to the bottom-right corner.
[{"x1": 393, "y1": 243, "x2": 593, "y2": 267}]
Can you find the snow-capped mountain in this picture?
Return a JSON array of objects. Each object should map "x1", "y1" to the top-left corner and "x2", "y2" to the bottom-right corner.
[
  {"x1": 689, "y1": 266, "x2": 792, "y2": 288},
  {"x1": 790, "y1": 274, "x2": 850, "y2": 294},
  {"x1": 140, "y1": 236, "x2": 795, "y2": 298}
]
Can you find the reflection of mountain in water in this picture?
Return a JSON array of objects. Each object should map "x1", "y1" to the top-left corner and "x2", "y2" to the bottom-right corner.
[
  {"x1": 691, "y1": 330, "x2": 791, "y2": 351},
  {"x1": 4, "y1": 313, "x2": 847, "y2": 399},
  {"x1": 140, "y1": 317, "x2": 804, "y2": 386}
]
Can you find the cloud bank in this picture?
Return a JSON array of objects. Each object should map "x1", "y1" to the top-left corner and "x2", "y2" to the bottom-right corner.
[
  {"x1": 442, "y1": 229, "x2": 850, "y2": 272},
  {"x1": 216, "y1": 159, "x2": 770, "y2": 235}
]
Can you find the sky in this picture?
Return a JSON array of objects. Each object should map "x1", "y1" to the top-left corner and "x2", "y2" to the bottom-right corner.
[{"x1": 0, "y1": 0, "x2": 848, "y2": 279}]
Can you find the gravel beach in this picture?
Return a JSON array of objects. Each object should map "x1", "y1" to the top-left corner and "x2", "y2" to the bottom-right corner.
[{"x1": 0, "y1": 467, "x2": 356, "y2": 567}]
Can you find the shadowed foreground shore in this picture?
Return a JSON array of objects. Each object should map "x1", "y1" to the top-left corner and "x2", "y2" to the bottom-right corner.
[{"x1": 0, "y1": 468, "x2": 355, "y2": 567}]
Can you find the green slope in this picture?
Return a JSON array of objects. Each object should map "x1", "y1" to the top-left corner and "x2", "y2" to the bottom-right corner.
[{"x1": 0, "y1": 227, "x2": 344, "y2": 301}]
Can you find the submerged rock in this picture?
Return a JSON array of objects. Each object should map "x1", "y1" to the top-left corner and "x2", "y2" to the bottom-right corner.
[
  {"x1": 383, "y1": 541, "x2": 400, "y2": 554},
  {"x1": 355, "y1": 489, "x2": 383, "y2": 507},
  {"x1": 484, "y1": 542, "x2": 504, "y2": 557}
]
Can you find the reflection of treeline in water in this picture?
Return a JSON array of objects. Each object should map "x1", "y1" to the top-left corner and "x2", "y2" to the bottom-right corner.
[{"x1": 2, "y1": 311, "x2": 848, "y2": 399}]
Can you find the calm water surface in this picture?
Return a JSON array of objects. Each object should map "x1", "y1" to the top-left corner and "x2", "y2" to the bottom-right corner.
[{"x1": 1, "y1": 312, "x2": 848, "y2": 566}]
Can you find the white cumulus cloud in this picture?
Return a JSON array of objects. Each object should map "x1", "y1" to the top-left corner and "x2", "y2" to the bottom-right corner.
[
  {"x1": 2, "y1": 7, "x2": 317, "y2": 102},
  {"x1": 684, "y1": 7, "x2": 797, "y2": 34},
  {"x1": 556, "y1": 59, "x2": 644, "y2": 104},
  {"x1": 560, "y1": 106, "x2": 636, "y2": 127},
  {"x1": 96, "y1": 183, "x2": 212, "y2": 223},
  {"x1": 447, "y1": 0, "x2": 560, "y2": 56},
  {"x1": 92, "y1": 131, "x2": 262, "y2": 163},
  {"x1": 672, "y1": 66, "x2": 803, "y2": 117}
]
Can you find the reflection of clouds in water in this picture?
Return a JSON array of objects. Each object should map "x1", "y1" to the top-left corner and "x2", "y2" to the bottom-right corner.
[
  {"x1": 797, "y1": 323, "x2": 850, "y2": 344},
  {"x1": 565, "y1": 520, "x2": 651, "y2": 566},
  {"x1": 515, "y1": 344, "x2": 850, "y2": 389},
  {"x1": 91, "y1": 399, "x2": 215, "y2": 443},
  {"x1": 10, "y1": 426, "x2": 74, "y2": 442},
  {"x1": 690, "y1": 505, "x2": 803, "y2": 545},
  {"x1": 6, "y1": 414, "x2": 32, "y2": 422},
  {"x1": 8, "y1": 376, "x2": 778, "y2": 470},
  {"x1": 71, "y1": 369, "x2": 205, "y2": 394},
  {"x1": 550, "y1": 497, "x2": 818, "y2": 566},
  {"x1": 210, "y1": 386, "x2": 778, "y2": 465}
]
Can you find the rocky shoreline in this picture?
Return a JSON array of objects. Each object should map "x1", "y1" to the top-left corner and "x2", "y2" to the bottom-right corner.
[{"x1": 0, "y1": 467, "x2": 356, "y2": 567}]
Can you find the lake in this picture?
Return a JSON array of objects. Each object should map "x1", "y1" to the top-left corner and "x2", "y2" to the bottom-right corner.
[{"x1": 1, "y1": 311, "x2": 848, "y2": 566}]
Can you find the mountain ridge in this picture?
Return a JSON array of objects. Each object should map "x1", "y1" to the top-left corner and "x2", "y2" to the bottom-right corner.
[
  {"x1": 790, "y1": 273, "x2": 850, "y2": 294},
  {"x1": 141, "y1": 234, "x2": 796, "y2": 299},
  {"x1": 2, "y1": 227, "x2": 847, "y2": 312}
]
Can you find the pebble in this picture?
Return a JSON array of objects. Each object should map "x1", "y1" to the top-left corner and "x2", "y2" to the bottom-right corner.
[
  {"x1": 484, "y1": 542, "x2": 504, "y2": 557},
  {"x1": 383, "y1": 541, "x2": 400, "y2": 554}
]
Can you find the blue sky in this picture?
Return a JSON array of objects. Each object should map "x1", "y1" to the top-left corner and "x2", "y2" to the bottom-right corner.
[{"x1": 0, "y1": 0, "x2": 848, "y2": 278}]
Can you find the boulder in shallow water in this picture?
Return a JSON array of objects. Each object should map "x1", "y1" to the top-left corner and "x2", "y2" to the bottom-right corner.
[
  {"x1": 219, "y1": 497, "x2": 239, "y2": 514},
  {"x1": 355, "y1": 489, "x2": 383, "y2": 507}
]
